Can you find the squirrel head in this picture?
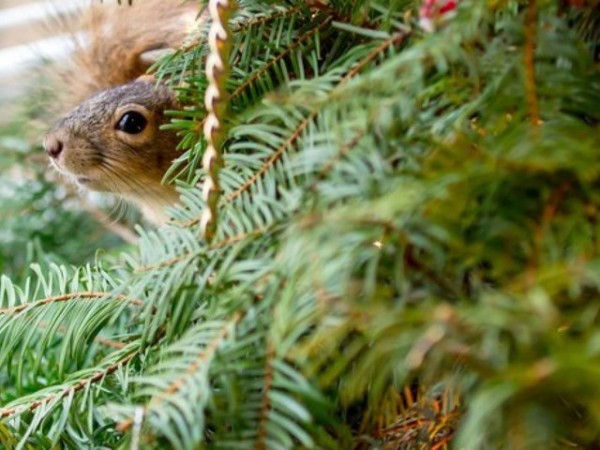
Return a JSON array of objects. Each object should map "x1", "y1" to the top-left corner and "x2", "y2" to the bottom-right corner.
[
  {"x1": 44, "y1": 0, "x2": 201, "y2": 224},
  {"x1": 44, "y1": 79, "x2": 181, "y2": 222}
]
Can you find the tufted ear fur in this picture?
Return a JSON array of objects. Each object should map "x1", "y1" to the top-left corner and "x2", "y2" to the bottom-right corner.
[
  {"x1": 53, "y1": 0, "x2": 200, "y2": 114},
  {"x1": 139, "y1": 48, "x2": 176, "y2": 66},
  {"x1": 136, "y1": 74, "x2": 157, "y2": 84}
]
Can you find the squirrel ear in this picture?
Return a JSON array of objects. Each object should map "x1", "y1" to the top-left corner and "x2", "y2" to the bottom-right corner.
[
  {"x1": 139, "y1": 48, "x2": 176, "y2": 66},
  {"x1": 136, "y1": 74, "x2": 156, "y2": 83}
]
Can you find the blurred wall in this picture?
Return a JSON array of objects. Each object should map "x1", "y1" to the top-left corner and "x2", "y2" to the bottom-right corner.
[{"x1": 0, "y1": 0, "x2": 84, "y2": 123}]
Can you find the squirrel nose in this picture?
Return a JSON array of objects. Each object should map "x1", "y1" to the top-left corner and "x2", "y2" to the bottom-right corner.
[{"x1": 44, "y1": 135, "x2": 64, "y2": 159}]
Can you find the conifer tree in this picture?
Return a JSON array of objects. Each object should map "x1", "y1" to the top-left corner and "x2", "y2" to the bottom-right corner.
[{"x1": 0, "y1": 0, "x2": 599, "y2": 448}]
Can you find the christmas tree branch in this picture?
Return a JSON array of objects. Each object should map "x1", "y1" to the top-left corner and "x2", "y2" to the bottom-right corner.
[
  {"x1": 0, "y1": 350, "x2": 139, "y2": 420},
  {"x1": 117, "y1": 312, "x2": 241, "y2": 433},
  {"x1": 231, "y1": 5, "x2": 305, "y2": 34},
  {"x1": 226, "y1": 32, "x2": 405, "y2": 203},
  {"x1": 0, "y1": 292, "x2": 143, "y2": 315},
  {"x1": 229, "y1": 17, "x2": 332, "y2": 101},
  {"x1": 135, "y1": 225, "x2": 269, "y2": 272}
]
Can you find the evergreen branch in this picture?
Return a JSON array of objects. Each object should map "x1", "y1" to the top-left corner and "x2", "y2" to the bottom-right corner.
[
  {"x1": 229, "y1": 17, "x2": 332, "y2": 101},
  {"x1": 0, "y1": 350, "x2": 138, "y2": 420},
  {"x1": 309, "y1": 130, "x2": 367, "y2": 189},
  {"x1": 135, "y1": 225, "x2": 268, "y2": 272},
  {"x1": 37, "y1": 320, "x2": 127, "y2": 350},
  {"x1": 256, "y1": 340, "x2": 275, "y2": 450},
  {"x1": 0, "y1": 292, "x2": 143, "y2": 315},
  {"x1": 404, "y1": 244, "x2": 458, "y2": 299},
  {"x1": 93, "y1": 336, "x2": 127, "y2": 350},
  {"x1": 226, "y1": 110, "x2": 316, "y2": 202},
  {"x1": 231, "y1": 5, "x2": 304, "y2": 33},
  {"x1": 527, "y1": 181, "x2": 572, "y2": 281},
  {"x1": 226, "y1": 32, "x2": 405, "y2": 203},
  {"x1": 340, "y1": 32, "x2": 405, "y2": 82},
  {"x1": 117, "y1": 312, "x2": 241, "y2": 433},
  {"x1": 158, "y1": 313, "x2": 240, "y2": 398},
  {"x1": 524, "y1": 0, "x2": 540, "y2": 126},
  {"x1": 5, "y1": 2, "x2": 599, "y2": 447}
]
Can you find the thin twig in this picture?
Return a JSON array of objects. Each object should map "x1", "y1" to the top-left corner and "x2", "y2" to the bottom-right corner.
[
  {"x1": 0, "y1": 350, "x2": 138, "y2": 420},
  {"x1": 135, "y1": 226, "x2": 268, "y2": 273},
  {"x1": 231, "y1": 5, "x2": 304, "y2": 34},
  {"x1": 340, "y1": 32, "x2": 405, "y2": 83},
  {"x1": 0, "y1": 292, "x2": 143, "y2": 315},
  {"x1": 117, "y1": 313, "x2": 241, "y2": 432},
  {"x1": 525, "y1": 180, "x2": 572, "y2": 287},
  {"x1": 309, "y1": 130, "x2": 367, "y2": 191},
  {"x1": 226, "y1": 110, "x2": 318, "y2": 202},
  {"x1": 229, "y1": 18, "x2": 332, "y2": 100}
]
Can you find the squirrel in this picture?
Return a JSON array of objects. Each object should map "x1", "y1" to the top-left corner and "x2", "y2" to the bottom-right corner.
[{"x1": 43, "y1": 0, "x2": 201, "y2": 224}]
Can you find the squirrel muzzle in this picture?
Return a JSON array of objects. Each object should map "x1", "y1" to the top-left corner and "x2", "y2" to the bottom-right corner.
[{"x1": 44, "y1": 79, "x2": 182, "y2": 222}]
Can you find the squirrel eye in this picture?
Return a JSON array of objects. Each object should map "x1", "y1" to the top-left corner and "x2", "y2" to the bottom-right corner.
[{"x1": 116, "y1": 111, "x2": 148, "y2": 134}]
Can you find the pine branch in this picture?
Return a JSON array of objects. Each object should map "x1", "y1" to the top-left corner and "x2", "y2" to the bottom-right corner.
[
  {"x1": 117, "y1": 312, "x2": 241, "y2": 434},
  {"x1": 0, "y1": 349, "x2": 139, "y2": 420},
  {"x1": 228, "y1": 17, "x2": 333, "y2": 101},
  {"x1": 135, "y1": 225, "x2": 269, "y2": 272},
  {"x1": 225, "y1": 32, "x2": 405, "y2": 203},
  {"x1": 231, "y1": 5, "x2": 305, "y2": 34},
  {"x1": 0, "y1": 291, "x2": 143, "y2": 315}
]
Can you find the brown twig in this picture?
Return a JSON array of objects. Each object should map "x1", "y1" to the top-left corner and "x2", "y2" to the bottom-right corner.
[
  {"x1": 340, "y1": 32, "x2": 405, "y2": 83},
  {"x1": 117, "y1": 312, "x2": 241, "y2": 432},
  {"x1": 312, "y1": 131, "x2": 366, "y2": 184},
  {"x1": 93, "y1": 336, "x2": 128, "y2": 350},
  {"x1": 226, "y1": 110, "x2": 318, "y2": 203},
  {"x1": 0, "y1": 350, "x2": 138, "y2": 420},
  {"x1": 0, "y1": 292, "x2": 143, "y2": 315},
  {"x1": 231, "y1": 5, "x2": 304, "y2": 34},
  {"x1": 135, "y1": 226, "x2": 268, "y2": 273},
  {"x1": 404, "y1": 244, "x2": 458, "y2": 299},
  {"x1": 525, "y1": 180, "x2": 572, "y2": 287},
  {"x1": 229, "y1": 18, "x2": 332, "y2": 100}
]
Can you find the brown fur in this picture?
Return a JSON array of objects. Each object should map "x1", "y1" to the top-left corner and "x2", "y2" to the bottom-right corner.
[
  {"x1": 57, "y1": 0, "x2": 198, "y2": 111},
  {"x1": 46, "y1": 0, "x2": 201, "y2": 224}
]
